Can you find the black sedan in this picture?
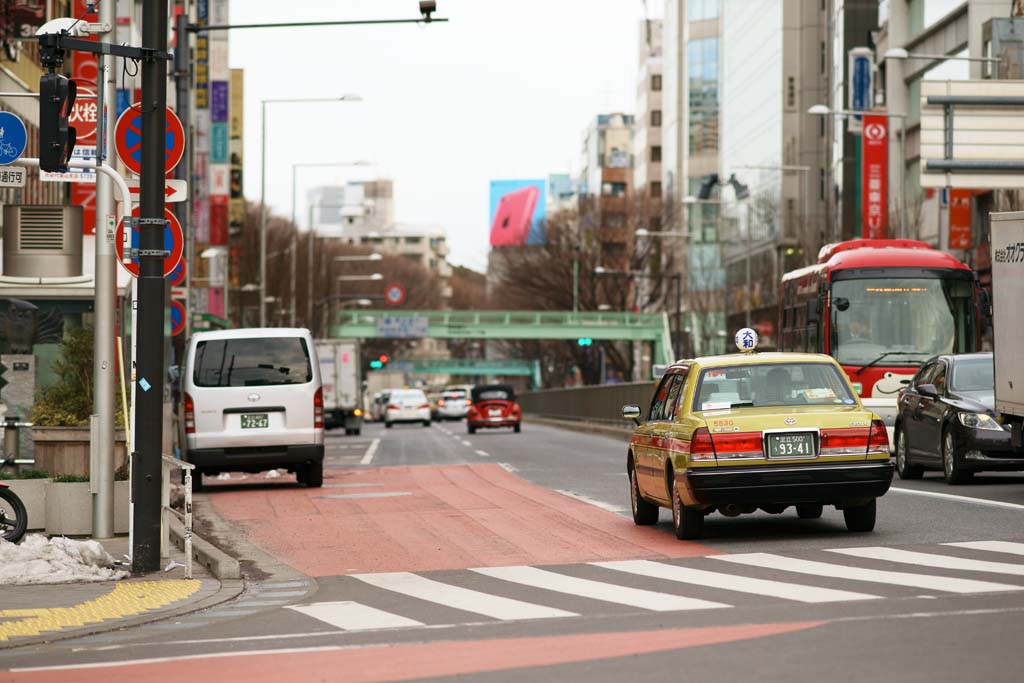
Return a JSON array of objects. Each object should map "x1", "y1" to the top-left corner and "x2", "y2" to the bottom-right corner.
[{"x1": 895, "y1": 352, "x2": 1024, "y2": 484}]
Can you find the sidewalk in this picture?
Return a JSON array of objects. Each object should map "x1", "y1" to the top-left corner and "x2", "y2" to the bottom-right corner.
[{"x1": 0, "y1": 534, "x2": 242, "y2": 649}]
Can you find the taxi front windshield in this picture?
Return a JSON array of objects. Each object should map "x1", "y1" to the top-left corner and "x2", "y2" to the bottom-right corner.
[
  {"x1": 693, "y1": 363, "x2": 856, "y2": 412},
  {"x1": 831, "y1": 276, "x2": 977, "y2": 367}
]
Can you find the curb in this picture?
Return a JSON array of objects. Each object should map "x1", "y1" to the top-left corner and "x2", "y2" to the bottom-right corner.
[
  {"x1": 168, "y1": 516, "x2": 241, "y2": 580},
  {"x1": 525, "y1": 415, "x2": 633, "y2": 441}
]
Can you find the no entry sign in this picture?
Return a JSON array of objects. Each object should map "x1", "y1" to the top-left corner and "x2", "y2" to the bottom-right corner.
[
  {"x1": 114, "y1": 104, "x2": 185, "y2": 175},
  {"x1": 116, "y1": 207, "x2": 184, "y2": 277}
]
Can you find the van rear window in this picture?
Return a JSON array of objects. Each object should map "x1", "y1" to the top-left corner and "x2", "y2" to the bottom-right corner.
[{"x1": 194, "y1": 337, "x2": 312, "y2": 387}]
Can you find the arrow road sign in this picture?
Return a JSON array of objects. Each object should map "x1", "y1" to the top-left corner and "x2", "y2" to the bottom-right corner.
[
  {"x1": 114, "y1": 104, "x2": 185, "y2": 175},
  {"x1": 0, "y1": 112, "x2": 28, "y2": 165},
  {"x1": 126, "y1": 178, "x2": 188, "y2": 203}
]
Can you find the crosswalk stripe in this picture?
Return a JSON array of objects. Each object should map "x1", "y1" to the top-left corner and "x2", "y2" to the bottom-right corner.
[
  {"x1": 471, "y1": 566, "x2": 730, "y2": 612},
  {"x1": 287, "y1": 601, "x2": 423, "y2": 631},
  {"x1": 351, "y1": 572, "x2": 577, "y2": 621},
  {"x1": 829, "y1": 547, "x2": 1024, "y2": 576},
  {"x1": 593, "y1": 560, "x2": 881, "y2": 604},
  {"x1": 711, "y1": 553, "x2": 1024, "y2": 594},
  {"x1": 945, "y1": 541, "x2": 1024, "y2": 557}
]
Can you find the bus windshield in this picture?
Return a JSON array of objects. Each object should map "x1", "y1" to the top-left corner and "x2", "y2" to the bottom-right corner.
[{"x1": 831, "y1": 276, "x2": 977, "y2": 367}]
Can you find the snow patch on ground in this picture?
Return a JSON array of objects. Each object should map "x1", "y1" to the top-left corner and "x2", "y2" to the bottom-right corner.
[{"x1": 0, "y1": 535, "x2": 129, "y2": 585}]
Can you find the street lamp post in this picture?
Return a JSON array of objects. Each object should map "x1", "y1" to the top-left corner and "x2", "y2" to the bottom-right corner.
[
  {"x1": 259, "y1": 94, "x2": 362, "y2": 328},
  {"x1": 684, "y1": 194, "x2": 755, "y2": 329},
  {"x1": 594, "y1": 266, "x2": 683, "y2": 360},
  {"x1": 323, "y1": 273, "x2": 383, "y2": 336}
]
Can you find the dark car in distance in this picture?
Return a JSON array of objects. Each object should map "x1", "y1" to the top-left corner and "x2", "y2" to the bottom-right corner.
[
  {"x1": 895, "y1": 352, "x2": 1024, "y2": 484},
  {"x1": 467, "y1": 384, "x2": 521, "y2": 434}
]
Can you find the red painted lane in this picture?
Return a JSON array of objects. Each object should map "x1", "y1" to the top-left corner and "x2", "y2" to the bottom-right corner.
[
  {"x1": 209, "y1": 464, "x2": 717, "y2": 575},
  {"x1": 8, "y1": 621, "x2": 825, "y2": 682}
]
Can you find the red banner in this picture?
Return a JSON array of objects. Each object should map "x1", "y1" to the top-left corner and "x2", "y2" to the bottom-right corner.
[
  {"x1": 949, "y1": 189, "x2": 972, "y2": 250},
  {"x1": 861, "y1": 114, "x2": 888, "y2": 240}
]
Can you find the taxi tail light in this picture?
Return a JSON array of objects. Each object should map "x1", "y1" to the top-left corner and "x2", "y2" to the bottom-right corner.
[
  {"x1": 867, "y1": 419, "x2": 889, "y2": 454},
  {"x1": 184, "y1": 392, "x2": 195, "y2": 434},
  {"x1": 690, "y1": 428, "x2": 717, "y2": 461},
  {"x1": 314, "y1": 387, "x2": 324, "y2": 429},
  {"x1": 820, "y1": 427, "x2": 870, "y2": 453},
  {"x1": 710, "y1": 432, "x2": 764, "y2": 458}
]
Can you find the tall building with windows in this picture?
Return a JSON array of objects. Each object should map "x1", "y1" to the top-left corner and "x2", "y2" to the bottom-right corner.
[
  {"x1": 634, "y1": 20, "x2": 664, "y2": 204},
  {"x1": 580, "y1": 113, "x2": 636, "y2": 269}
]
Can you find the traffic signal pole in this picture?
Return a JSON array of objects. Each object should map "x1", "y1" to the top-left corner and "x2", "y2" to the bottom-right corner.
[{"x1": 132, "y1": 0, "x2": 170, "y2": 572}]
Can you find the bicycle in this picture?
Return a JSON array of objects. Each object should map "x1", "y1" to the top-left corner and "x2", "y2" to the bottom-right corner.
[{"x1": 0, "y1": 459, "x2": 28, "y2": 543}]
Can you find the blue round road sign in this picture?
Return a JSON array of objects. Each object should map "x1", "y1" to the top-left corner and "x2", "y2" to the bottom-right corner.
[{"x1": 0, "y1": 112, "x2": 28, "y2": 165}]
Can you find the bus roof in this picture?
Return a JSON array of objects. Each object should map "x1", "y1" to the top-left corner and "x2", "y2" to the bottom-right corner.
[{"x1": 782, "y1": 239, "x2": 971, "y2": 282}]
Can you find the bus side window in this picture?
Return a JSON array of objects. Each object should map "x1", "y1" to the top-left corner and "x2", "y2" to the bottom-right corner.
[{"x1": 795, "y1": 301, "x2": 807, "y2": 351}]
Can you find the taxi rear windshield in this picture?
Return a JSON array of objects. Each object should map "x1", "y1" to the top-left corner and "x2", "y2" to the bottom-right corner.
[
  {"x1": 693, "y1": 362, "x2": 855, "y2": 411},
  {"x1": 194, "y1": 337, "x2": 312, "y2": 387}
]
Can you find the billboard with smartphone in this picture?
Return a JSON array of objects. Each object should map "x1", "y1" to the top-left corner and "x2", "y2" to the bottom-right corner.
[{"x1": 489, "y1": 179, "x2": 547, "y2": 247}]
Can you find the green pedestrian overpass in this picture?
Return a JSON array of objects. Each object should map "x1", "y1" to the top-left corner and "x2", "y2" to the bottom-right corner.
[
  {"x1": 331, "y1": 310, "x2": 675, "y2": 367},
  {"x1": 372, "y1": 358, "x2": 543, "y2": 389}
]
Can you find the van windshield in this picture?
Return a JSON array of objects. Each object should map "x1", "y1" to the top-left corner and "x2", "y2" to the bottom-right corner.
[{"x1": 194, "y1": 337, "x2": 312, "y2": 387}]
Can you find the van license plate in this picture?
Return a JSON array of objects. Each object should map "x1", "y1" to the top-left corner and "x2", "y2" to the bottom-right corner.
[
  {"x1": 767, "y1": 433, "x2": 815, "y2": 458},
  {"x1": 241, "y1": 414, "x2": 269, "y2": 429}
]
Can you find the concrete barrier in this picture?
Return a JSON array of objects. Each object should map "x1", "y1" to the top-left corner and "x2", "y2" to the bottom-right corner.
[{"x1": 520, "y1": 381, "x2": 655, "y2": 427}]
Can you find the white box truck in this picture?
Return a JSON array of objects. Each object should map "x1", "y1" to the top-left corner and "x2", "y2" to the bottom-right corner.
[
  {"x1": 989, "y1": 212, "x2": 1024, "y2": 445},
  {"x1": 316, "y1": 339, "x2": 364, "y2": 435}
]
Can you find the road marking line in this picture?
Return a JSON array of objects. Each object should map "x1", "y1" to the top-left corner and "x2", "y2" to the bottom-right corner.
[
  {"x1": 828, "y1": 547, "x2": 1024, "y2": 576},
  {"x1": 287, "y1": 601, "x2": 423, "y2": 631},
  {"x1": 712, "y1": 553, "x2": 1023, "y2": 594},
  {"x1": 945, "y1": 540, "x2": 1024, "y2": 557},
  {"x1": 475, "y1": 450, "x2": 490, "y2": 457},
  {"x1": 470, "y1": 566, "x2": 730, "y2": 612},
  {"x1": 0, "y1": 580, "x2": 201, "y2": 642},
  {"x1": 351, "y1": 572, "x2": 576, "y2": 621},
  {"x1": 461, "y1": 440, "x2": 472, "y2": 447},
  {"x1": 890, "y1": 486, "x2": 1024, "y2": 510},
  {"x1": 554, "y1": 489, "x2": 624, "y2": 513},
  {"x1": 315, "y1": 492, "x2": 411, "y2": 500},
  {"x1": 359, "y1": 438, "x2": 380, "y2": 465},
  {"x1": 499, "y1": 463, "x2": 518, "y2": 473},
  {"x1": 323, "y1": 483, "x2": 385, "y2": 488},
  {"x1": 594, "y1": 560, "x2": 881, "y2": 604}
]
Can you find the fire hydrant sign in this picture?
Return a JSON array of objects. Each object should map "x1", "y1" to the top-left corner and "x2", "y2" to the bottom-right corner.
[{"x1": 861, "y1": 114, "x2": 888, "y2": 240}]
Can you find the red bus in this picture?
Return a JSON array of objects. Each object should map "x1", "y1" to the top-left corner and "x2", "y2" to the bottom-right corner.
[{"x1": 779, "y1": 239, "x2": 983, "y2": 441}]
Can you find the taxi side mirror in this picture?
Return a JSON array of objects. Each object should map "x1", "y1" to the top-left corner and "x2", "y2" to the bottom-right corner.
[{"x1": 622, "y1": 404, "x2": 642, "y2": 426}]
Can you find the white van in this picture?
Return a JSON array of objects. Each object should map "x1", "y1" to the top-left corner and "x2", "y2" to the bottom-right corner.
[{"x1": 181, "y1": 328, "x2": 324, "y2": 490}]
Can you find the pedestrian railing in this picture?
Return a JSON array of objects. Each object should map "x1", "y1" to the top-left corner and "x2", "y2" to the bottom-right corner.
[{"x1": 161, "y1": 455, "x2": 195, "y2": 579}]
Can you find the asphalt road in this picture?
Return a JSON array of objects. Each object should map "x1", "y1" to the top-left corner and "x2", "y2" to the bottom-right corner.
[{"x1": 3, "y1": 419, "x2": 1024, "y2": 681}]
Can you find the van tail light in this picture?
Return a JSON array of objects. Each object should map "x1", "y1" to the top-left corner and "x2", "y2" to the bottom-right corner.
[
  {"x1": 184, "y1": 392, "x2": 195, "y2": 434},
  {"x1": 690, "y1": 427, "x2": 717, "y2": 461},
  {"x1": 314, "y1": 387, "x2": 324, "y2": 429},
  {"x1": 710, "y1": 432, "x2": 764, "y2": 459},
  {"x1": 866, "y1": 419, "x2": 890, "y2": 455},
  {"x1": 820, "y1": 427, "x2": 870, "y2": 454}
]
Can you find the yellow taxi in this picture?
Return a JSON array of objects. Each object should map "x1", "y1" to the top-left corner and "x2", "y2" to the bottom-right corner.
[{"x1": 623, "y1": 329, "x2": 894, "y2": 539}]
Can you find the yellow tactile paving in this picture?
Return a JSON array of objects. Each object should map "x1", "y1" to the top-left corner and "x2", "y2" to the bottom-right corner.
[{"x1": 0, "y1": 579, "x2": 201, "y2": 641}]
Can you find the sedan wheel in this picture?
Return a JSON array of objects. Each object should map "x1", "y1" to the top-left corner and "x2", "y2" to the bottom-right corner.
[
  {"x1": 671, "y1": 477, "x2": 703, "y2": 540},
  {"x1": 895, "y1": 427, "x2": 923, "y2": 480},
  {"x1": 630, "y1": 466, "x2": 658, "y2": 526},
  {"x1": 943, "y1": 429, "x2": 973, "y2": 485}
]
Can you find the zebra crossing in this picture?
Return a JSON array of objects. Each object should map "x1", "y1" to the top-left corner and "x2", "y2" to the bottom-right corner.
[{"x1": 284, "y1": 540, "x2": 1024, "y2": 634}]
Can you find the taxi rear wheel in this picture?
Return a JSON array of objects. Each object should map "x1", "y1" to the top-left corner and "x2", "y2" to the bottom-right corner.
[
  {"x1": 843, "y1": 498, "x2": 876, "y2": 532},
  {"x1": 796, "y1": 503, "x2": 823, "y2": 519},
  {"x1": 629, "y1": 465, "x2": 658, "y2": 526},
  {"x1": 671, "y1": 478, "x2": 704, "y2": 540}
]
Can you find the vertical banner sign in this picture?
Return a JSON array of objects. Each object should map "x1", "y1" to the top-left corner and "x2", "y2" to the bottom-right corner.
[
  {"x1": 208, "y1": 0, "x2": 231, "y2": 320},
  {"x1": 847, "y1": 47, "x2": 874, "y2": 136},
  {"x1": 949, "y1": 189, "x2": 973, "y2": 250},
  {"x1": 861, "y1": 114, "x2": 888, "y2": 240},
  {"x1": 229, "y1": 69, "x2": 245, "y2": 237},
  {"x1": 192, "y1": 0, "x2": 211, "y2": 319}
]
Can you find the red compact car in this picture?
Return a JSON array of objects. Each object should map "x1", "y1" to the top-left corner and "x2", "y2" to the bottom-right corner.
[{"x1": 467, "y1": 384, "x2": 521, "y2": 434}]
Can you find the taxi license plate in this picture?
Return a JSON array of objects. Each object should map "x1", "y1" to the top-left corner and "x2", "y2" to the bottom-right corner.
[
  {"x1": 767, "y1": 433, "x2": 815, "y2": 458},
  {"x1": 240, "y1": 413, "x2": 269, "y2": 429}
]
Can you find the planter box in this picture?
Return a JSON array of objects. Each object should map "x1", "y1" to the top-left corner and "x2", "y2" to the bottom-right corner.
[
  {"x1": 0, "y1": 478, "x2": 50, "y2": 531},
  {"x1": 44, "y1": 480, "x2": 130, "y2": 536},
  {"x1": 31, "y1": 427, "x2": 128, "y2": 477}
]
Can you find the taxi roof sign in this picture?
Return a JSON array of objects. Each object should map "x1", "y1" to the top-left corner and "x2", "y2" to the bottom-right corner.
[{"x1": 735, "y1": 327, "x2": 758, "y2": 353}]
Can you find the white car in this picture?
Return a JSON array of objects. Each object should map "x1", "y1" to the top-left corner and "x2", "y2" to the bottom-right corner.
[
  {"x1": 181, "y1": 328, "x2": 324, "y2": 490},
  {"x1": 385, "y1": 389, "x2": 432, "y2": 428},
  {"x1": 436, "y1": 388, "x2": 471, "y2": 420}
]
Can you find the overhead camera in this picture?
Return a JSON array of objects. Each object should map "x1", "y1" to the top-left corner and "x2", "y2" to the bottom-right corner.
[{"x1": 419, "y1": 1, "x2": 437, "y2": 22}]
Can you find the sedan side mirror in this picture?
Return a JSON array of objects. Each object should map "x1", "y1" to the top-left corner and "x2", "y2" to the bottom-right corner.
[
  {"x1": 917, "y1": 383, "x2": 938, "y2": 398},
  {"x1": 622, "y1": 404, "x2": 642, "y2": 426}
]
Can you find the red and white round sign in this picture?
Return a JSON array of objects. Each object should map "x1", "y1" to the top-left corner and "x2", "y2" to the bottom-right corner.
[{"x1": 384, "y1": 283, "x2": 406, "y2": 306}]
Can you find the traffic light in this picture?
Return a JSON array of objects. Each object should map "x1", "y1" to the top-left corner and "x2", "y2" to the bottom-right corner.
[
  {"x1": 369, "y1": 354, "x2": 389, "y2": 370},
  {"x1": 39, "y1": 73, "x2": 77, "y2": 172},
  {"x1": 577, "y1": 338, "x2": 593, "y2": 347}
]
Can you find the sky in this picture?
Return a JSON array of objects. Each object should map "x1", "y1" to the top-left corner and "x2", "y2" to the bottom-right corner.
[{"x1": 229, "y1": 0, "x2": 658, "y2": 272}]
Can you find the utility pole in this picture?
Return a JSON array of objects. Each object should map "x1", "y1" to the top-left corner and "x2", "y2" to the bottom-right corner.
[
  {"x1": 91, "y1": 0, "x2": 117, "y2": 539},
  {"x1": 133, "y1": 0, "x2": 170, "y2": 573},
  {"x1": 174, "y1": 13, "x2": 191, "y2": 335}
]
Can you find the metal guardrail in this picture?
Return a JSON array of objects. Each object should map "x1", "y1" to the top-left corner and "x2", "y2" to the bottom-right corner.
[
  {"x1": 161, "y1": 455, "x2": 194, "y2": 579},
  {"x1": 519, "y1": 381, "x2": 655, "y2": 427}
]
